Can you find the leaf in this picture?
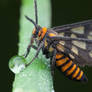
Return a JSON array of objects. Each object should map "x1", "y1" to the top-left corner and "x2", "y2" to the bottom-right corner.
[{"x1": 12, "y1": 0, "x2": 54, "y2": 92}]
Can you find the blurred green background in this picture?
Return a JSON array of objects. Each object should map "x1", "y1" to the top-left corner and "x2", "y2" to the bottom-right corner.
[{"x1": 1, "y1": 0, "x2": 91, "y2": 92}]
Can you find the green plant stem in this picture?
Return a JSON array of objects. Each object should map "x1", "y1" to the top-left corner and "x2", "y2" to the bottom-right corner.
[{"x1": 12, "y1": 0, "x2": 54, "y2": 92}]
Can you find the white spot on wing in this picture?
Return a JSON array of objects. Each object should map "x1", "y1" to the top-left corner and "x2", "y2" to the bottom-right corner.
[
  {"x1": 89, "y1": 32, "x2": 92, "y2": 35},
  {"x1": 72, "y1": 41, "x2": 86, "y2": 50},
  {"x1": 59, "y1": 41, "x2": 65, "y2": 45},
  {"x1": 89, "y1": 51, "x2": 92, "y2": 58},
  {"x1": 71, "y1": 34, "x2": 77, "y2": 38},
  {"x1": 57, "y1": 44, "x2": 65, "y2": 52},
  {"x1": 88, "y1": 35, "x2": 92, "y2": 40},
  {"x1": 71, "y1": 26, "x2": 84, "y2": 34},
  {"x1": 69, "y1": 53, "x2": 75, "y2": 59},
  {"x1": 59, "y1": 32, "x2": 64, "y2": 37},
  {"x1": 71, "y1": 46, "x2": 78, "y2": 55}
]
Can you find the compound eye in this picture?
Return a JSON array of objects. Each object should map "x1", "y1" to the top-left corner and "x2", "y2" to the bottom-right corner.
[{"x1": 32, "y1": 28, "x2": 36, "y2": 35}]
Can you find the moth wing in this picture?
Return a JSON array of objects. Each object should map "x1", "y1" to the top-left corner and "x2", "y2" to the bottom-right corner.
[
  {"x1": 51, "y1": 20, "x2": 92, "y2": 66},
  {"x1": 52, "y1": 20, "x2": 92, "y2": 40},
  {"x1": 56, "y1": 40, "x2": 92, "y2": 67}
]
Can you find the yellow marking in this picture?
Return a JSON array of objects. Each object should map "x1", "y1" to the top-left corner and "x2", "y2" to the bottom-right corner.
[
  {"x1": 76, "y1": 71, "x2": 83, "y2": 80},
  {"x1": 71, "y1": 26, "x2": 84, "y2": 34},
  {"x1": 56, "y1": 57, "x2": 69, "y2": 66},
  {"x1": 49, "y1": 33, "x2": 56, "y2": 37},
  {"x1": 42, "y1": 27, "x2": 47, "y2": 31},
  {"x1": 61, "y1": 60, "x2": 72, "y2": 72},
  {"x1": 72, "y1": 67, "x2": 80, "y2": 79},
  {"x1": 44, "y1": 39, "x2": 48, "y2": 47},
  {"x1": 57, "y1": 44, "x2": 65, "y2": 52},
  {"x1": 32, "y1": 28, "x2": 36, "y2": 34},
  {"x1": 41, "y1": 27, "x2": 47, "y2": 39},
  {"x1": 49, "y1": 47, "x2": 54, "y2": 52},
  {"x1": 72, "y1": 41, "x2": 86, "y2": 50},
  {"x1": 71, "y1": 46, "x2": 78, "y2": 55},
  {"x1": 56, "y1": 54, "x2": 64, "y2": 59},
  {"x1": 66, "y1": 64, "x2": 76, "y2": 76}
]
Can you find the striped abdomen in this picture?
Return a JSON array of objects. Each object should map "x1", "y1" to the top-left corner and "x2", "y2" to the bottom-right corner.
[{"x1": 56, "y1": 53, "x2": 88, "y2": 82}]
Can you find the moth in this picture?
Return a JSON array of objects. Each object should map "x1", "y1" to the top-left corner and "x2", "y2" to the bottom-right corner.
[{"x1": 24, "y1": 0, "x2": 92, "y2": 82}]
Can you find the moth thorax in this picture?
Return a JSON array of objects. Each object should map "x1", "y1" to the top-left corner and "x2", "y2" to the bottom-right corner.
[{"x1": 38, "y1": 27, "x2": 47, "y2": 40}]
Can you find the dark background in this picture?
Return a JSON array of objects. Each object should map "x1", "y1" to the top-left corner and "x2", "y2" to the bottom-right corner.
[{"x1": 0, "y1": 0, "x2": 92, "y2": 92}]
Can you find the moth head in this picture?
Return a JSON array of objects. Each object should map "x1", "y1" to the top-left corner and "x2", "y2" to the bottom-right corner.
[
  {"x1": 25, "y1": 16, "x2": 41, "y2": 38},
  {"x1": 32, "y1": 26, "x2": 42, "y2": 38}
]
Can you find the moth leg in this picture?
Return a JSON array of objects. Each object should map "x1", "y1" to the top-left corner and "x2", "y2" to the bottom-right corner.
[
  {"x1": 26, "y1": 41, "x2": 44, "y2": 66},
  {"x1": 32, "y1": 45, "x2": 37, "y2": 50},
  {"x1": 23, "y1": 45, "x2": 37, "y2": 57},
  {"x1": 50, "y1": 49, "x2": 57, "y2": 76},
  {"x1": 24, "y1": 36, "x2": 34, "y2": 58},
  {"x1": 23, "y1": 37, "x2": 38, "y2": 58}
]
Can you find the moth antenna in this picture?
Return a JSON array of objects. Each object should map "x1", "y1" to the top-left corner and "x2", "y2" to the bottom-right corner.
[
  {"x1": 25, "y1": 15, "x2": 38, "y2": 30},
  {"x1": 34, "y1": 0, "x2": 38, "y2": 24}
]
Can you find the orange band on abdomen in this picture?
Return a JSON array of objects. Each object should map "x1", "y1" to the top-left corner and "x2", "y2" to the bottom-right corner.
[
  {"x1": 56, "y1": 54, "x2": 64, "y2": 59},
  {"x1": 56, "y1": 57, "x2": 69, "y2": 66},
  {"x1": 61, "y1": 60, "x2": 72, "y2": 72},
  {"x1": 66, "y1": 64, "x2": 76, "y2": 76},
  {"x1": 76, "y1": 71, "x2": 83, "y2": 80},
  {"x1": 72, "y1": 67, "x2": 80, "y2": 79}
]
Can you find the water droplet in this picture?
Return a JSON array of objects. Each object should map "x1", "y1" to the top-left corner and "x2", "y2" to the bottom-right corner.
[
  {"x1": 51, "y1": 90, "x2": 55, "y2": 92},
  {"x1": 9, "y1": 55, "x2": 26, "y2": 74}
]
